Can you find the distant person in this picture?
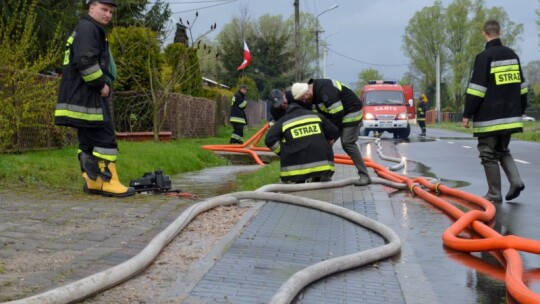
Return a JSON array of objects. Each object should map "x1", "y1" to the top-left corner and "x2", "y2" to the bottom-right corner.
[
  {"x1": 292, "y1": 78, "x2": 372, "y2": 186},
  {"x1": 265, "y1": 90, "x2": 339, "y2": 183},
  {"x1": 463, "y1": 20, "x2": 527, "y2": 203},
  {"x1": 229, "y1": 84, "x2": 249, "y2": 144},
  {"x1": 54, "y1": 0, "x2": 135, "y2": 197},
  {"x1": 417, "y1": 93, "x2": 428, "y2": 136}
]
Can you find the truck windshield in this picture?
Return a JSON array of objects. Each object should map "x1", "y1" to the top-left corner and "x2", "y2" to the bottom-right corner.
[{"x1": 364, "y1": 91, "x2": 404, "y2": 106}]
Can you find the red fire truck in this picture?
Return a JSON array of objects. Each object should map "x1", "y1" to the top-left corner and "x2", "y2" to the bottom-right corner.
[{"x1": 359, "y1": 80, "x2": 415, "y2": 139}]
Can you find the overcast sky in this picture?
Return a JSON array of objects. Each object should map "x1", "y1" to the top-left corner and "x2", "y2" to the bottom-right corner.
[{"x1": 162, "y1": 0, "x2": 539, "y2": 87}]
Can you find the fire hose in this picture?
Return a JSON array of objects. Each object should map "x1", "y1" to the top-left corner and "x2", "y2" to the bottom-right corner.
[{"x1": 6, "y1": 124, "x2": 540, "y2": 303}]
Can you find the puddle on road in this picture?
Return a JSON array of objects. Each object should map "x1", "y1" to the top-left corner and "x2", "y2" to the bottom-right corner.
[{"x1": 170, "y1": 165, "x2": 262, "y2": 198}]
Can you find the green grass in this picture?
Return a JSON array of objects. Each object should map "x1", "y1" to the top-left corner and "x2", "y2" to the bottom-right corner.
[
  {"x1": 237, "y1": 161, "x2": 280, "y2": 191},
  {"x1": 0, "y1": 124, "x2": 279, "y2": 191},
  {"x1": 429, "y1": 121, "x2": 540, "y2": 142}
]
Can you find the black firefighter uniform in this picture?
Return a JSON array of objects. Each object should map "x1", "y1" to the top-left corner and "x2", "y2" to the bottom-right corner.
[{"x1": 265, "y1": 104, "x2": 339, "y2": 183}]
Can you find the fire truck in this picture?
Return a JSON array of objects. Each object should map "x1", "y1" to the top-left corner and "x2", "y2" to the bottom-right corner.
[{"x1": 359, "y1": 80, "x2": 415, "y2": 139}]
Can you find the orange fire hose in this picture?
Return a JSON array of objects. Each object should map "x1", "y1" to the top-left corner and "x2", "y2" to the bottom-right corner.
[{"x1": 202, "y1": 124, "x2": 540, "y2": 303}]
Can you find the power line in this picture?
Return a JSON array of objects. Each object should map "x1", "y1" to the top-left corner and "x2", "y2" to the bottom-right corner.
[
  {"x1": 328, "y1": 47, "x2": 409, "y2": 67},
  {"x1": 169, "y1": 0, "x2": 239, "y2": 14},
  {"x1": 150, "y1": 0, "x2": 233, "y2": 3}
]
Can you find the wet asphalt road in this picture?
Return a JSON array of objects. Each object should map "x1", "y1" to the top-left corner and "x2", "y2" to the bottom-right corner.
[{"x1": 360, "y1": 127, "x2": 540, "y2": 300}]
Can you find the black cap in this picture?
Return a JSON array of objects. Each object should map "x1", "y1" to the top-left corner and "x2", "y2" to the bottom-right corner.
[
  {"x1": 269, "y1": 89, "x2": 285, "y2": 108},
  {"x1": 90, "y1": 0, "x2": 117, "y2": 7}
]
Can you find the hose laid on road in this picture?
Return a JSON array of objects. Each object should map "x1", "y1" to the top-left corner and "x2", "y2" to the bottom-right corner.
[
  {"x1": 206, "y1": 125, "x2": 540, "y2": 303},
  {"x1": 4, "y1": 179, "x2": 403, "y2": 304},
  {"x1": 8, "y1": 124, "x2": 540, "y2": 303}
]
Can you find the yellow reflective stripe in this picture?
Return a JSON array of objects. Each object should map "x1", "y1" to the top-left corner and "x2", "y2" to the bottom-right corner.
[
  {"x1": 67, "y1": 36, "x2": 74, "y2": 45},
  {"x1": 54, "y1": 109, "x2": 104, "y2": 121},
  {"x1": 230, "y1": 133, "x2": 243, "y2": 141},
  {"x1": 282, "y1": 117, "x2": 321, "y2": 132},
  {"x1": 327, "y1": 101, "x2": 343, "y2": 114},
  {"x1": 521, "y1": 87, "x2": 528, "y2": 94},
  {"x1": 269, "y1": 141, "x2": 280, "y2": 154},
  {"x1": 93, "y1": 151, "x2": 117, "y2": 162},
  {"x1": 490, "y1": 64, "x2": 520, "y2": 74},
  {"x1": 472, "y1": 122, "x2": 523, "y2": 134},
  {"x1": 281, "y1": 164, "x2": 335, "y2": 177},
  {"x1": 333, "y1": 79, "x2": 343, "y2": 91},
  {"x1": 239, "y1": 100, "x2": 247, "y2": 108},
  {"x1": 230, "y1": 117, "x2": 246, "y2": 124},
  {"x1": 343, "y1": 110, "x2": 362, "y2": 123},
  {"x1": 466, "y1": 87, "x2": 485, "y2": 98},
  {"x1": 82, "y1": 69, "x2": 103, "y2": 82}
]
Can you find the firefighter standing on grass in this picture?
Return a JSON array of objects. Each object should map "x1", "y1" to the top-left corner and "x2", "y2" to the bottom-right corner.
[
  {"x1": 229, "y1": 85, "x2": 249, "y2": 144},
  {"x1": 54, "y1": 0, "x2": 135, "y2": 197},
  {"x1": 417, "y1": 93, "x2": 428, "y2": 136}
]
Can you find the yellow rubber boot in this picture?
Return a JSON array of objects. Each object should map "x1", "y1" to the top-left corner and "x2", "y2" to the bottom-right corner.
[
  {"x1": 101, "y1": 161, "x2": 136, "y2": 197},
  {"x1": 82, "y1": 173, "x2": 103, "y2": 195}
]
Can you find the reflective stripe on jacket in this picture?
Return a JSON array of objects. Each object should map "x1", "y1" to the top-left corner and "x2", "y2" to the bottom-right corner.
[
  {"x1": 55, "y1": 15, "x2": 113, "y2": 128},
  {"x1": 308, "y1": 78, "x2": 362, "y2": 128},
  {"x1": 229, "y1": 90, "x2": 247, "y2": 125},
  {"x1": 264, "y1": 104, "x2": 339, "y2": 183},
  {"x1": 464, "y1": 38, "x2": 528, "y2": 137}
]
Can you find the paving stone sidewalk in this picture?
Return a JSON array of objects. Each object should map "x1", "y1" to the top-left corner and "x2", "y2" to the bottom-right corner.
[
  {"x1": 0, "y1": 187, "x2": 191, "y2": 302},
  {"x1": 188, "y1": 164, "x2": 407, "y2": 304}
]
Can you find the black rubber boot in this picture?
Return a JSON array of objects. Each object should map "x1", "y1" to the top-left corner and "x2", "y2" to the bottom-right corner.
[
  {"x1": 482, "y1": 163, "x2": 502, "y2": 203},
  {"x1": 500, "y1": 155, "x2": 525, "y2": 201}
]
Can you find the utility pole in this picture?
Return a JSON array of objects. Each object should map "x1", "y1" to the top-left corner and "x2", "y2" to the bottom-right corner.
[
  {"x1": 315, "y1": 28, "x2": 323, "y2": 78},
  {"x1": 315, "y1": 4, "x2": 338, "y2": 78},
  {"x1": 294, "y1": 0, "x2": 300, "y2": 81},
  {"x1": 436, "y1": 52, "x2": 441, "y2": 123}
]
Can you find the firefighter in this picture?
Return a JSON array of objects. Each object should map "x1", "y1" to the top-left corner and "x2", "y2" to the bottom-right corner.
[
  {"x1": 417, "y1": 93, "x2": 428, "y2": 136},
  {"x1": 463, "y1": 20, "x2": 527, "y2": 203},
  {"x1": 268, "y1": 89, "x2": 309, "y2": 122},
  {"x1": 292, "y1": 79, "x2": 372, "y2": 186},
  {"x1": 229, "y1": 85, "x2": 249, "y2": 144},
  {"x1": 265, "y1": 91, "x2": 339, "y2": 183},
  {"x1": 54, "y1": 0, "x2": 135, "y2": 197}
]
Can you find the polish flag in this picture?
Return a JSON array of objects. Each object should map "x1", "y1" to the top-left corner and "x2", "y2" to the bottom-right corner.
[{"x1": 236, "y1": 40, "x2": 252, "y2": 71}]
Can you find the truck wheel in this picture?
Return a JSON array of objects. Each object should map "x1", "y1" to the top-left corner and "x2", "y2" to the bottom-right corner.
[
  {"x1": 401, "y1": 124, "x2": 411, "y2": 139},
  {"x1": 360, "y1": 125, "x2": 370, "y2": 136}
]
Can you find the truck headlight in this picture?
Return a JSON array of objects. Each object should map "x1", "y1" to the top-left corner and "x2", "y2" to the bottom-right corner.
[
  {"x1": 398, "y1": 112, "x2": 408, "y2": 120},
  {"x1": 364, "y1": 113, "x2": 375, "y2": 120}
]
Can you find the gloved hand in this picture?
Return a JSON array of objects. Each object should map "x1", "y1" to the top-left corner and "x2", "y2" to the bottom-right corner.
[{"x1": 269, "y1": 120, "x2": 276, "y2": 127}]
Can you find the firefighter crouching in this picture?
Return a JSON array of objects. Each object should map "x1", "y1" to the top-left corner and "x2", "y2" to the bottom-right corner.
[{"x1": 265, "y1": 91, "x2": 340, "y2": 183}]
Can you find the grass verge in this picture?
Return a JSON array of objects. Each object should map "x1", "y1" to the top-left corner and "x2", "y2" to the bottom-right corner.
[
  {"x1": 0, "y1": 125, "x2": 279, "y2": 191},
  {"x1": 429, "y1": 121, "x2": 540, "y2": 142}
]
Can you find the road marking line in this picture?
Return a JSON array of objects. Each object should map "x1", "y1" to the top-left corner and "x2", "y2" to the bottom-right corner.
[
  {"x1": 515, "y1": 159, "x2": 529, "y2": 164},
  {"x1": 448, "y1": 141, "x2": 454, "y2": 144},
  {"x1": 462, "y1": 145, "x2": 473, "y2": 149}
]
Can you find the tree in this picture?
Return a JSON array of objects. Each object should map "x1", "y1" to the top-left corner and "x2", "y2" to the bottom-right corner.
[
  {"x1": 100, "y1": 0, "x2": 172, "y2": 40},
  {"x1": 537, "y1": 0, "x2": 540, "y2": 50},
  {"x1": 445, "y1": 0, "x2": 472, "y2": 114},
  {"x1": 0, "y1": 0, "x2": 63, "y2": 151},
  {"x1": 356, "y1": 68, "x2": 384, "y2": 90},
  {"x1": 215, "y1": 6, "x2": 255, "y2": 88},
  {"x1": 402, "y1": 1, "x2": 447, "y2": 93},
  {"x1": 403, "y1": 0, "x2": 524, "y2": 115},
  {"x1": 1, "y1": 0, "x2": 84, "y2": 69},
  {"x1": 249, "y1": 14, "x2": 295, "y2": 96},
  {"x1": 285, "y1": 12, "x2": 319, "y2": 82}
]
